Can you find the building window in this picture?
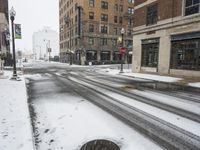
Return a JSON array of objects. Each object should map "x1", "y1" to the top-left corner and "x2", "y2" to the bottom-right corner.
[
  {"x1": 101, "y1": 25, "x2": 108, "y2": 34},
  {"x1": 113, "y1": 51, "x2": 121, "y2": 61},
  {"x1": 128, "y1": 18, "x2": 134, "y2": 26},
  {"x1": 114, "y1": 28, "x2": 118, "y2": 35},
  {"x1": 127, "y1": 29, "x2": 132, "y2": 36},
  {"x1": 112, "y1": 39, "x2": 117, "y2": 46},
  {"x1": 114, "y1": 4, "x2": 118, "y2": 11},
  {"x1": 88, "y1": 37, "x2": 94, "y2": 45},
  {"x1": 100, "y1": 38, "x2": 107, "y2": 45},
  {"x1": 89, "y1": 24, "x2": 94, "y2": 32},
  {"x1": 146, "y1": 4, "x2": 158, "y2": 26},
  {"x1": 141, "y1": 38, "x2": 159, "y2": 67},
  {"x1": 185, "y1": 0, "x2": 200, "y2": 16},
  {"x1": 101, "y1": 14, "x2": 108, "y2": 22},
  {"x1": 101, "y1": 1, "x2": 108, "y2": 9},
  {"x1": 119, "y1": 5, "x2": 123, "y2": 12},
  {"x1": 89, "y1": 12, "x2": 94, "y2": 19},
  {"x1": 128, "y1": 7, "x2": 134, "y2": 14},
  {"x1": 114, "y1": 16, "x2": 118, "y2": 23},
  {"x1": 171, "y1": 39, "x2": 200, "y2": 70},
  {"x1": 119, "y1": 16, "x2": 123, "y2": 24},
  {"x1": 89, "y1": 0, "x2": 94, "y2": 7}
]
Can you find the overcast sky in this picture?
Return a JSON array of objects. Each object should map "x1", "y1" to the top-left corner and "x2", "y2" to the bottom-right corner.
[{"x1": 9, "y1": 0, "x2": 59, "y2": 52}]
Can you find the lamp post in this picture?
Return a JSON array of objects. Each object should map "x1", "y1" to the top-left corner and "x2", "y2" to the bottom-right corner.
[
  {"x1": 120, "y1": 27, "x2": 125, "y2": 73},
  {"x1": 10, "y1": 7, "x2": 17, "y2": 79},
  {"x1": 64, "y1": 15, "x2": 72, "y2": 65},
  {"x1": 44, "y1": 39, "x2": 51, "y2": 61}
]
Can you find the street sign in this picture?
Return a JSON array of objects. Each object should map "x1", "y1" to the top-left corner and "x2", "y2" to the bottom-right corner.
[
  {"x1": 48, "y1": 48, "x2": 52, "y2": 52},
  {"x1": 15, "y1": 24, "x2": 22, "y2": 39},
  {"x1": 119, "y1": 47, "x2": 126, "y2": 55}
]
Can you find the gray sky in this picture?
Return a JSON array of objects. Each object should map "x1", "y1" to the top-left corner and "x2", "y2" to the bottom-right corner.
[{"x1": 9, "y1": 0, "x2": 59, "y2": 52}]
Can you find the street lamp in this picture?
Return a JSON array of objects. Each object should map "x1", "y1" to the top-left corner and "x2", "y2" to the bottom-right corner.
[
  {"x1": 10, "y1": 7, "x2": 18, "y2": 79},
  {"x1": 64, "y1": 15, "x2": 72, "y2": 65},
  {"x1": 120, "y1": 27, "x2": 125, "y2": 73},
  {"x1": 44, "y1": 39, "x2": 51, "y2": 61}
]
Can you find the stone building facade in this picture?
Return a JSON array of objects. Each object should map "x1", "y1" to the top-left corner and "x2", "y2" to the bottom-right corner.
[
  {"x1": 133, "y1": 0, "x2": 200, "y2": 77},
  {"x1": 0, "y1": 0, "x2": 10, "y2": 69},
  {"x1": 59, "y1": 0, "x2": 134, "y2": 65}
]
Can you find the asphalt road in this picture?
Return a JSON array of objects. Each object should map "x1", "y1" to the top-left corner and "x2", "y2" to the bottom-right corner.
[{"x1": 24, "y1": 63, "x2": 200, "y2": 150}]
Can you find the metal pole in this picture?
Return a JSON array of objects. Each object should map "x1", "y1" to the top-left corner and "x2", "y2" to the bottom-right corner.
[
  {"x1": 48, "y1": 40, "x2": 51, "y2": 62},
  {"x1": 69, "y1": 22, "x2": 72, "y2": 65},
  {"x1": 11, "y1": 16, "x2": 17, "y2": 78},
  {"x1": 120, "y1": 33, "x2": 124, "y2": 73}
]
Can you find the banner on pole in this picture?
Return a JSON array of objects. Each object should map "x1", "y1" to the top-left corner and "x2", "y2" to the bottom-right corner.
[{"x1": 15, "y1": 24, "x2": 22, "y2": 39}]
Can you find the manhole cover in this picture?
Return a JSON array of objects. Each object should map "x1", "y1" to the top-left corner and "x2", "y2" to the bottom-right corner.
[{"x1": 80, "y1": 139, "x2": 120, "y2": 150}]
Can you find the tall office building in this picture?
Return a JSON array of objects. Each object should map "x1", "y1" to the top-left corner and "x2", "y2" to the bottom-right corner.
[
  {"x1": 59, "y1": 0, "x2": 134, "y2": 65},
  {"x1": 32, "y1": 27, "x2": 59, "y2": 60}
]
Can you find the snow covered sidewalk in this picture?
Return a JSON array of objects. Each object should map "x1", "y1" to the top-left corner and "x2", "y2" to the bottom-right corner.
[
  {"x1": 0, "y1": 71, "x2": 34, "y2": 150},
  {"x1": 98, "y1": 68, "x2": 200, "y2": 88}
]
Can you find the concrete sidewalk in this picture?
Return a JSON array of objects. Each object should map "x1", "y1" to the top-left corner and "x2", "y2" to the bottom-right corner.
[{"x1": 0, "y1": 71, "x2": 34, "y2": 150}]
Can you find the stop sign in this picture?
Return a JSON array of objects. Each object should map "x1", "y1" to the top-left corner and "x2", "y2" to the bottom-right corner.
[{"x1": 119, "y1": 47, "x2": 126, "y2": 54}]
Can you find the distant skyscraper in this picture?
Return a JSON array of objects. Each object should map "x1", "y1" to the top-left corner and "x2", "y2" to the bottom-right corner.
[{"x1": 32, "y1": 27, "x2": 59, "y2": 60}]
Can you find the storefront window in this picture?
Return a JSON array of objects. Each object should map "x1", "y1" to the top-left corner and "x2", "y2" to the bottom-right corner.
[
  {"x1": 86, "y1": 51, "x2": 97, "y2": 61},
  {"x1": 101, "y1": 51, "x2": 110, "y2": 61},
  {"x1": 113, "y1": 52, "x2": 121, "y2": 61},
  {"x1": 171, "y1": 39, "x2": 200, "y2": 70},
  {"x1": 141, "y1": 39, "x2": 159, "y2": 67}
]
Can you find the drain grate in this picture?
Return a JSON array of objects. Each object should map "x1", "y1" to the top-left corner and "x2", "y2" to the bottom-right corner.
[{"x1": 80, "y1": 139, "x2": 120, "y2": 150}]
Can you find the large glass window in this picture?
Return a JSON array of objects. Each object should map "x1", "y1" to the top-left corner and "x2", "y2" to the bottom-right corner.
[
  {"x1": 171, "y1": 39, "x2": 200, "y2": 70},
  {"x1": 185, "y1": 0, "x2": 200, "y2": 16},
  {"x1": 101, "y1": 51, "x2": 110, "y2": 61},
  {"x1": 141, "y1": 39, "x2": 159, "y2": 67},
  {"x1": 86, "y1": 51, "x2": 97, "y2": 61}
]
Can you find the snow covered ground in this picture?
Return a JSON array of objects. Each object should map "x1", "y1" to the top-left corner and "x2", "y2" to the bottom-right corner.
[
  {"x1": 189, "y1": 82, "x2": 200, "y2": 88},
  {"x1": 0, "y1": 71, "x2": 34, "y2": 150}
]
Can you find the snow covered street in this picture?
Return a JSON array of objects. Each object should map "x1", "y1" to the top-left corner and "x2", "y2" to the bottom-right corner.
[{"x1": 1, "y1": 62, "x2": 200, "y2": 150}]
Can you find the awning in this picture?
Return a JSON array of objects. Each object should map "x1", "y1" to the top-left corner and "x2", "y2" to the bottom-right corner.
[{"x1": 171, "y1": 31, "x2": 200, "y2": 41}]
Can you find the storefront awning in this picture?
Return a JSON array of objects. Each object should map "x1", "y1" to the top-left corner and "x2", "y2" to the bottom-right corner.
[{"x1": 171, "y1": 31, "x2": 200, "y2": 41}]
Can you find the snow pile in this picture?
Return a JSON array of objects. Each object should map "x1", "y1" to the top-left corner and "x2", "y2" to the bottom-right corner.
[
  {"x1": 0, "y1": 71, "x2": 34, "y2": 150},
  {"x1": 188, "y1": 82, "x2": 200, "y2": 88},
  {"x1": 99, "y1": 68, "x2": 182, "y2": 83}
]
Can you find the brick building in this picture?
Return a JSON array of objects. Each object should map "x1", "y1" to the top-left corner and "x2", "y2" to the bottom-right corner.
[
  {"x1": 133, "y1": 0, "x2": 200, "y2": 77},
  {"x1": 59, "y1": 0, "x2": 134, "y2": 65},
  {"x1": 0, "y1": 0, "x2": 10, "y2": 68}
]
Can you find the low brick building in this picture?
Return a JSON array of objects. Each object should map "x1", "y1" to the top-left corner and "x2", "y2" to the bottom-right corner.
[{"x1": 133, "y1": 0, "x2": 200, "y2": 77}]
